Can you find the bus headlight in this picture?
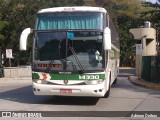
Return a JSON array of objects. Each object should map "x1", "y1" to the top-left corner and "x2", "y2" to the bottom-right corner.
[
  {"x1": 85, "y1": 79, "x2": 103, "y2": 85},
  {"x1": 33, "y1": 79, "x2": 48, "y2": 84},
  {"x1": 37, "y1": 80, "x2": 42, "y2": 84}
]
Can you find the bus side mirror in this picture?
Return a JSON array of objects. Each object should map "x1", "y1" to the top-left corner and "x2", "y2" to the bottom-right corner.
[
  {"x1": 20, "y1": 28, "x2": 32, "y2": 50},
  {"x1": 103, "y1": 27, "x2": 111, "y2": 50}
]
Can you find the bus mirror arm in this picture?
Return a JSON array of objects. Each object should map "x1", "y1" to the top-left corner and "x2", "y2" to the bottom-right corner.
[
  {"x1": 20, "y1": 28, "x2": 33, "y2": 50},
  {"x1": 103, "y1": 27, "x2": 111, "y2": 50}
]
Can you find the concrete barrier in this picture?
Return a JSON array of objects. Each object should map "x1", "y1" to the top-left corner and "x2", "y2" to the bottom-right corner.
[{"x1": 3, "y1": 66, "x2": 32, "y2": 78}]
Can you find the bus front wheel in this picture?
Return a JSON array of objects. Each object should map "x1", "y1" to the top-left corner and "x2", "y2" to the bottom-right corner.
[
  {"x1": 113, "y1": 78, "x2": 117, "y2": 84},
  {"x1": 104, "y1": 74, "x2": 111, "y2": 98},
  {"x1": 104, "y1": 85, "x2": 110, "y2": 98}
]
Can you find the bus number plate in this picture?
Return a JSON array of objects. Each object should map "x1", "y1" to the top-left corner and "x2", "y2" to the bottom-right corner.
[{"x1": 60, "y1": 89, "x2": 72, "y2": 94}]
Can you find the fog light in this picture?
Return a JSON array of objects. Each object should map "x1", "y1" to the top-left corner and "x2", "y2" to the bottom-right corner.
[
  {"x1": 99, "y1": 89, "x2": 102, "y2": 92},
  {"x1": 94, "y1": 90, "x2": 97, "y2": 93},
  {"x1": 33, "y1": 88, "x2": 36, "y2": 91}
]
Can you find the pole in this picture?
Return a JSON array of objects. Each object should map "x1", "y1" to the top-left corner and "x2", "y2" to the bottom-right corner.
[{"x1": 9, "y1": 58, "x2": 11, "y2": 78}]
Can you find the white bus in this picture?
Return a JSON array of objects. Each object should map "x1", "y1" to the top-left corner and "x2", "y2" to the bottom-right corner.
[{"x1": 20, "y1": 6, "x2": 120, "y2": 98}]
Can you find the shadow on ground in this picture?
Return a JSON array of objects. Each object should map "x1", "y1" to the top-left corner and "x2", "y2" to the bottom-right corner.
[{"x1": 0, "y1": 85, "x2": 99, "y2": 106}]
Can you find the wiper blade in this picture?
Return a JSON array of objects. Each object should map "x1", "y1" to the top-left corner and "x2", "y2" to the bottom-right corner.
[
  {"x1": 69, "y1": 46, "x2": 84, "y2": 72},
  {"x1": 46, "y1": 40, "x2": 62, "y2": 73},
  {"x1": 46, "y1": 60, "x2": 55, "y2": 73}
]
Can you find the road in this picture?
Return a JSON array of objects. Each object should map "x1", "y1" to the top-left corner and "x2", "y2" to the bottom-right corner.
[{"x1": 0, "y1": 68, "x2": 160, "y2": 120}]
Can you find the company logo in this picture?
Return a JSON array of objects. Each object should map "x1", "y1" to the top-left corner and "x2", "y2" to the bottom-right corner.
[
  {"x1": 2, "y1": 112, "x2": 11, "y2": 117},
  {"x1": 1, "y1": 112, "x2": 42, "y2": 118},
  {"x1": 64, "y1": 80, "x2": 68, "y2": 85}
]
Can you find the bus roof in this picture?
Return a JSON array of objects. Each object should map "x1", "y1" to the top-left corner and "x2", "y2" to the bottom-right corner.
[{"x1": 38, "y1": 6, "x2": 107, "y2": 14}]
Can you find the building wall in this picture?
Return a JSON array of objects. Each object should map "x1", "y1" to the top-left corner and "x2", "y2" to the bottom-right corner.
[{"x1": 3, "y1": 66, "x2": 31, "y2": 78}]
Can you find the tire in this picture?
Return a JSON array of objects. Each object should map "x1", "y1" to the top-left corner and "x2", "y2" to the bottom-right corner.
[
  {"x1": 104, "y1": 74, "x2": 111, "y2": 98},
  {"x1": 104, "y1": 84, "x2": 110, "y2": 98},
  {"x1": 113, "y1": 78, "x2": 117, "y2": 84}
]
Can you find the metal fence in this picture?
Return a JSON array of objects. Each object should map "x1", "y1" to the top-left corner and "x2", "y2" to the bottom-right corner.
[{"x1": 142, "y1": 56, "x2": 160, "y2": 83}]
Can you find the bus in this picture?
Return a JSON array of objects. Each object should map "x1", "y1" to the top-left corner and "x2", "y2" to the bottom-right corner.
[{"x1": 20, "y1": 6, "x2": 120, "y2": 98}]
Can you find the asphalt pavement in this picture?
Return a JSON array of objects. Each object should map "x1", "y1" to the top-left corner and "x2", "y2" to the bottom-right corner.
[{"x1": 119, "y1": 67, "x2": 160, "y2": 91}]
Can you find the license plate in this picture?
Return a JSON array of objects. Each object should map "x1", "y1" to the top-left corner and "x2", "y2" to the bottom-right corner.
[{"x1": 60, "y1": 89, "x2": 72, "y2": 94}]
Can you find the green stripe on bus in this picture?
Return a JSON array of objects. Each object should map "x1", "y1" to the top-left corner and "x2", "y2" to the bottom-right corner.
[
  {"x1": 32, "y1": 73, "x2": 40, "y2": 79},
  {"x1": 50, "y1": 74, "x2": 105, "y2": 80},
  {"x1": 32, "y1": 73, "x2": 105, "y2": 80}
]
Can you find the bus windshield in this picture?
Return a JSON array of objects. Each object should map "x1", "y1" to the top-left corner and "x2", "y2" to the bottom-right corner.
[
  {"x1": 34, "y1": 31, "x2": 104, "y2": 71},
  {"x1": 36, "y1": 12, "x2": 103, "y2": 30}
]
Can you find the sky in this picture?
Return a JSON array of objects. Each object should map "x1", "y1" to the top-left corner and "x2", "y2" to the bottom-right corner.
[{"x1": 147, "y1": 0, "x2": 158, "y2": 3}]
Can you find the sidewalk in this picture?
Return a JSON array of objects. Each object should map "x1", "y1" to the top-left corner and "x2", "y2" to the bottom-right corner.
[
  {"x1": 128, "y1": 76, "x2": 160, "y2": 91},
  {"x1": 0, "y1": 77, "x2": 32, "y2": 83}
]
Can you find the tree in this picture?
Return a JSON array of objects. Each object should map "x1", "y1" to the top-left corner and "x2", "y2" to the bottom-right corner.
[
  {"x1": 94, "y1": 0, "x2": 143, "y2": 66},
  {"x1": 0, "y1": 0, "x2": 85, "y2": 66},
  {"x1": 0, "y1": 0, "x2": 10, "y2": 66},
  {"x1": 52, "y1": 0, "x2": 84, "y2": 6},
  {"x1": 1, "y1": 0, "x2": 159, "y2": 67},
  {"x1": 0, "y1": 13, "x2": 8, "y2": 49}
]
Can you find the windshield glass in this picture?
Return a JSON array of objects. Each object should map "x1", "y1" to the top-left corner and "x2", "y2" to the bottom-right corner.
[
  {"x1": 36, "y1": 12, "x2": 103, "y2": 30},
  {"x1": 34, "y1": 31, "x2": 103, "y2": 71}
]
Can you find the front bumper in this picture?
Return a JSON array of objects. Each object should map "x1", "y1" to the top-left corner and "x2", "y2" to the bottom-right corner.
[{"x1": 32, "y1": 82, "x2": 106, "y2": 97}]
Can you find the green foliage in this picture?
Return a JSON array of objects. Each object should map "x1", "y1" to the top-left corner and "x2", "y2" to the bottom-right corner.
[
  {"x1": 52, "y1": 0, "x2": 84, "y2": 6},
  {"x1": 0, "y1": 13, "x2": 9, "y2": 45},
  {"x1": 94, "y1": 0, "x2": 142, "y2": 66},
  {"x1": 0, "y1": 0, "x2": 84, "y2": 66}
]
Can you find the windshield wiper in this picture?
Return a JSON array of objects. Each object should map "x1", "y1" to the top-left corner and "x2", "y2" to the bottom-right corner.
[
  {"x1": 46, "y1": 40, "x2": 62, "y2": 73},
  {"x1": 46, "y1": 60, "x2": 55, "y2": 73},
  {"x1": 69, "y1": 46, "x2": 84, "y2": 73}
]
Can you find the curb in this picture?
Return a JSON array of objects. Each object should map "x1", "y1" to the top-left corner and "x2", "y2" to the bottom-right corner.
[
  {"x1": 0, "y1": 77, "x2": 32, "y2": 83},
  {"x1": 128, "y1": 76, "x2": 160, "y2": 91},
  {"x1": 0, "y1": 78, "x2": 11, "y2": 83}
]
